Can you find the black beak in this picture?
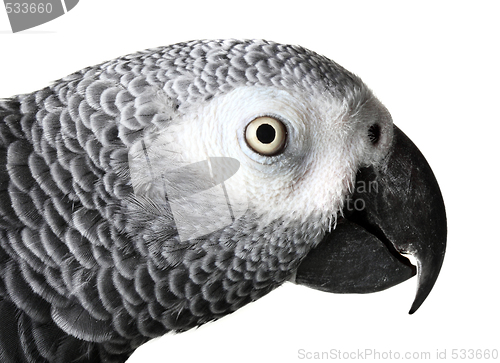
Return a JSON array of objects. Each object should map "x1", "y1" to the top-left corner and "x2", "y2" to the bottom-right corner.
[{"x1": 295, "y1": 125, "x2": 447, "y2": 314}]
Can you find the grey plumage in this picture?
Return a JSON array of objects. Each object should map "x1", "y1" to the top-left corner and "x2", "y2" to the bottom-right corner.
[{"x1": 0, "y1": 39, "x2": 389, "y2": 362}]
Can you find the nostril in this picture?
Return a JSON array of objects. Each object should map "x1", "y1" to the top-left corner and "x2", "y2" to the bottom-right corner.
[{"x1": 368, "y1": 124, "x2": 381, "y2": 145}]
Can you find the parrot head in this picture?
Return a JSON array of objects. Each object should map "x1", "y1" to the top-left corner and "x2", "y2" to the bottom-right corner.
[{"x1": 124, "y1": 39, "x2": 445, "y2": 315}]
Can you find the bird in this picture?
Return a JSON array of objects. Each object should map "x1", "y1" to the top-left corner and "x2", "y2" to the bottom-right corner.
[{"x1": 0, "y1": 39, "x2": 446, "y2": 363}]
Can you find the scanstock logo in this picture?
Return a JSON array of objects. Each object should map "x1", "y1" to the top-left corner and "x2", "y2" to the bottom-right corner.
[
  {"x1": 3, "y1": 0, "x2": 79, "y2": 32},
  {"x1": 128, "y1": 138, "x2": 248, "y2": 243}
]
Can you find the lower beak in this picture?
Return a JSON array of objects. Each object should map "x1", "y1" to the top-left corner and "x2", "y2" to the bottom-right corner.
[{"x1": 294, "y1": 125, "x2": 447, "y2": 314}]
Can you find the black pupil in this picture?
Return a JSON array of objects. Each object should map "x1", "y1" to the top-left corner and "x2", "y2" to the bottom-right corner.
[
  {"x1": 368, "y1": 124, "x2": 381, "y2": 145},
  {"x1": 256, "y1": 124, "x2": 276, "y2": 144}
]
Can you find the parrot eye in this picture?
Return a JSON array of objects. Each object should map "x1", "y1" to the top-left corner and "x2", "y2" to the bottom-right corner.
[
  {"x1": 368, "y1": 124, "x2": 381, "y2": 145},
  {"x1": 245, "y1": 116, "x2": 287, "y2": 156}
]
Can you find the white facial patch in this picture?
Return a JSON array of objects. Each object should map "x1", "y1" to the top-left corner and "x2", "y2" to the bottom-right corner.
[{"x1": 128, "y1": 85, "x2": 390, "y2": 239}]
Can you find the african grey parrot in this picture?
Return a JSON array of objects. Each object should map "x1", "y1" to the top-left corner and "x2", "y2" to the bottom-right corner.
[{"x1": 0, "y1": 39, "x2": 446, "y2": 363}]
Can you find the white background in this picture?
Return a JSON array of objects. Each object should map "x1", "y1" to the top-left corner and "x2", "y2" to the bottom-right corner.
[{"x1": 1, "y1": 1, "x2": 498, "y2": 362}]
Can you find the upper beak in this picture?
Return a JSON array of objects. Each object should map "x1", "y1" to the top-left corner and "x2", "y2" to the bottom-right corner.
[{"x1": 294, "y1": 125, "x2": 447, "y2": 314}]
